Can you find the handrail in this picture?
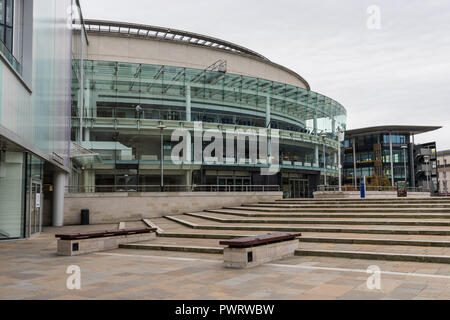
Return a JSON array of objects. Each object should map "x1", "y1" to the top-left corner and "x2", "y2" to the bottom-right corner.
[
  {"x1": 66, "y1": 185, "x2": 281, "y2": 193},
  {"x1": 315, "y1": 185, "x2": 432, "y2": 193},
  {"x1": 0, "y1": 40, "x2": 22, "y2": 75}
]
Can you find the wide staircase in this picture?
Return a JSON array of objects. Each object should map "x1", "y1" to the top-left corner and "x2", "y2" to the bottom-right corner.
[{"x1": 120, "y1": 198, "x2": 450, "y2": 264}]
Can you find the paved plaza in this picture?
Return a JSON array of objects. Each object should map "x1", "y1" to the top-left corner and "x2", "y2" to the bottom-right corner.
[{"x1": 1, "y1": 225, "x2": 450, "y2": 300}]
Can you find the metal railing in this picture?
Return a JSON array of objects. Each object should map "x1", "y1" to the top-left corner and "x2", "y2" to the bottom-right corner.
[
  {"x1": 316, "y1": 185, "x2": 432, "y2": 193},
  {"x1": 0, "y1": 40, "x2": 22, "y2": 75},
  {"x1": 66, "y1": 185, "x2": 281, "y2": 193}
]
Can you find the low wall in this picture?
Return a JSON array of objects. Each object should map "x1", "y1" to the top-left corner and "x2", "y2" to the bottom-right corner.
[
  {"x1": 64, "y1": 192, "x2": 283, "y2": 225},
  {"x1": 313, "y1": 191, "x2": 431, "y2": 199}
]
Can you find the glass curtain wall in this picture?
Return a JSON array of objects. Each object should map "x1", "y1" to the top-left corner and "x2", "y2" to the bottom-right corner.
[{"x1": 73, "y1": 60, "x2": 347, "y2": 138}]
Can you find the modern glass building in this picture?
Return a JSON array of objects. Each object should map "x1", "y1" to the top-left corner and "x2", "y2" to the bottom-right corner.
[
  {"x1": 437, "y1": 149, "x2": 450, "y2": 196},
  {"x1": 70, "y1": 20, "x2": 347, "y2": 199},
  {"x1": 0, "y1": 0, "x2": 75, "y2": 239},
  {"x1": 343, "y1": 126, "x2": 441, "y2": 194}
]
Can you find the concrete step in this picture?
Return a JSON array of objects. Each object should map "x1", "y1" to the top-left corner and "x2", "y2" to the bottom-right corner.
[
  {"x1": 120, "y1": 243, "x2": 223, "y2": 254},
  {"x1": 275, "y1": 198, "x2": 450, "y2": 203},
  {"x1": 247, "y1": 203, "x2": 450, "y2": 208},
  {"x1": 186, "y1": 212, "x2": 450, "y2": 227},
  {"x1": 224, "y1": 206, "x2": 450, "y2": 213},
  {"x1": 119, "y1": 237, "x2": 224, "y2": 254},
  {"x1": 156, "y1": 232, "x2": 450, "y2": 247},
  {"x1": 299, "y1": 241, "x2": 450, "y2": 256},
  {"x1": 165, "y1": 215, "x2": 450, "y2": 236},
  {"x1": 206, "y1": 208, "x2": 450, "y2": 219},
  {"x1": 158, "y1": 232, "x2": 257, "y2": 240},
  {"x1": 299, "y1": 236, "x2": 450, "y2": 247},
  {"x1": 294, "y1": 249, "x2": 450, "y2": 264}
]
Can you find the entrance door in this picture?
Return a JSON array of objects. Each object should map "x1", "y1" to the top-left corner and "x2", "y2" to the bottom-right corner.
[
  {"x1": 289, "y1": 179, "x2": 309, "y2": 198},
  {"x1": 29, "y1": 180, "x2": 43, "y2": 236},
  {"x1": 217, "y1": 177, "x2": 251, "y2": 192},
  {"x1": 115, "y1": 175, "x2": 138, "y2": 192}
]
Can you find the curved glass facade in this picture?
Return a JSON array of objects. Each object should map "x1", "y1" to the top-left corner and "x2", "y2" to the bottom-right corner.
[
  {"x1": 73, "y1": 60, "x2": 346, "y2": 136},
  {"x1": 71, "y1": 60, "x2": 347, "y2": 197}
]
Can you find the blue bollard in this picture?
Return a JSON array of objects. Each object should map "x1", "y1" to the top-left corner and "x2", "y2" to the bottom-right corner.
[{"x1": 360, "y1": 176, "x2": 366, "y2": 199}]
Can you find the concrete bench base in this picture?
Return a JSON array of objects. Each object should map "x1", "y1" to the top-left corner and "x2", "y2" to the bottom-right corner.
[
  {"x1": 57, "y1": 233, "x2": 156, "y2": 256},
  {"x1": 223, "y1": 239, "x2": 299, "y2": 269}
]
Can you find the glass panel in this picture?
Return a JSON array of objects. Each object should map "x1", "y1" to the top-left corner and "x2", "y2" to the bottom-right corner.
[
  {"x1": 5, "y1": 26, "x2": 12, "y2": 50},
  {"x1": 5, "y1": 0, "x2": 12, "y2": 27},
  {"x1": 30, "y1": 184, "x2": 36, "y2": 234},
  {"x1": 0, "y1": 152, "x2": 25, "y2": 239},
  {"x1": 0, "y1": 0, "x2": 4, "y2": 24}
]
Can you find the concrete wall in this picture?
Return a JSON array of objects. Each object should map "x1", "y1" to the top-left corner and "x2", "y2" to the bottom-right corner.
[
  {"x1": 313, "y1": 191, "x2": 431, "y2": 199},
  {"x1": 86, "y1": 34, "x2": 308, "y2": 89},
  {"x1": 64, "y1": 192, "x2": 283, "y2": 225}
]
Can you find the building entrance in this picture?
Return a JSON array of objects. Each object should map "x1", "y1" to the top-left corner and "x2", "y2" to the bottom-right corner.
[
  {"x1": 289, "y1": 179, "x2": 308, "y2": 198},
  {"x1": 217, "y1": 177, "x2": 251, "y2": 191},
  {"x1": 29, "y1": 180, "x2": 43, "y2": 236}
]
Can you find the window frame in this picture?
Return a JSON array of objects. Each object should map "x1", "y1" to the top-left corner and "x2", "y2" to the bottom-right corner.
[{"x1": 0, "y1": 0, "x2": 14, "y2": 53}]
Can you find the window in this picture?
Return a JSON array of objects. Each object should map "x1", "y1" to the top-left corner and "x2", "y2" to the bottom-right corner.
[
  {"x1": 344, "y1": 140, "x2": 350, "y2": 148},
  {"x1": 0, "y1": 0, "x2": 14, "y2": 53},
  {"x1": 383, "y1": 134, "x2": 406, "y2": 144}
]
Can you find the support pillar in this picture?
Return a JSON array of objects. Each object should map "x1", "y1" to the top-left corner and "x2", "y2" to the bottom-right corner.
[
  {"x1": 313, "y1": 111, "x2": 318, "y2": 136},
  {"x1": 314, "y1": 145, "x2": 319, "y2": 167},
  {"x1": 352, "y1": 138, "x2": 357, "y2": 188},
  {"x1": 266, "y1": 96, "x2": 271, "y2": 128},
  {"x1": 84, "y1": 126, "x2": 90, "y2": 142},
  {"x1": 390, "y1": 133, "x2": 395, "y2": 187},
  {"x1": 53, "y1": 172, "x2": 66, "y2": 227},
  {"x1": 410, "y1": 134, "x2": 416, "y2": 191},
  {"x1": 186, "y1": 85, "x2": 191, "y2": 122},
  {"x1": 332, "y1": 117, "x2": 336, "y2": 136}
]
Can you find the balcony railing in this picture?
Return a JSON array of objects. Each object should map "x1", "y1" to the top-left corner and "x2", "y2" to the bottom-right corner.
[
  {"x1": 0, "y1": 41, "x2": 22, "y2": 75},
  {"x1": 66, "y1": 184, "x2": 281, "y2": 193},
  {"x1": 316, "y1": 185, "x2": 432, "y2": 193}
]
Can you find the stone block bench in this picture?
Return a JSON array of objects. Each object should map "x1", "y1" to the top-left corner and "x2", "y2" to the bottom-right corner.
[
  {"x1": 56, "y1": 228, "x2": 156, "y2": 256},
  {"x1": 219, "y1": 232, "x2": 301, "y2": 269}
]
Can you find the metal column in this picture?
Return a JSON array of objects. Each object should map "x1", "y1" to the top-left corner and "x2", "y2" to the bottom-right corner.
[
  {"x1": 410, "y1": 134, "x2": 416, "y2": 191},
  {"x1": 266, "y1": 96, "x2": 271, "y2": 128},
  {"x1": 389, "y1": 133, "x2": 394, "y2": 187},
  {"x1": 53, "y1": 172, "x2": 66, "y2": 227},
  {"x1": 186, "y1": 85, "x2": 191, "y2": 122},
  {"x1": 352, "y1": 138, "x2": 357, "y2": 188}
]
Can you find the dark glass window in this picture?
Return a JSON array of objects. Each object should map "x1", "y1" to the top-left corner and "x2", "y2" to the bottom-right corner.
[
  {"x1": 0, "y1": 0, "x2": 13, "y2": 53},
  {"x1": 344, "y1": 140, "x2": 350, "y2": 148}
]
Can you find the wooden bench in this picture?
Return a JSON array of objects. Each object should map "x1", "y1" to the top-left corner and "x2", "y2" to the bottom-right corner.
[
  {"x1": 220, "y1": 232, "x2": 302, "y2": 269},
  {"x1": 56, "y1": 228, "x2": 157, "y2": 256}
]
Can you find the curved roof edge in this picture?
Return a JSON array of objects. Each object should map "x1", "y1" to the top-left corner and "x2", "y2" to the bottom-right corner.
[
  {"x1": 345, "y1": 125, "x2": 442, "y2": 136},
  {"x1": 83, "y1": 19, "x2": 311, "y2": 90}
]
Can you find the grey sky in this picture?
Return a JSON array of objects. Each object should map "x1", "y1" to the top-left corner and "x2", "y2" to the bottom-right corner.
[{"x1": 81, "y1": 0, "x2": 450, "y2": 149}]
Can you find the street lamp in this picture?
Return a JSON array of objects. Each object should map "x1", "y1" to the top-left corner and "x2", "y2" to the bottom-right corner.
[
  {"x1": 157, "y1": 124, "x2": 167, "y2": 191},
  {"x1": 135, "y1": 105, "x2": 142, "y2": 119},
  {"x1": 321, "y1": 134, "x2": 327, "y2": 186},
  {"x1": 401, "y1": 145, "x2": 408, "y2": 184}
]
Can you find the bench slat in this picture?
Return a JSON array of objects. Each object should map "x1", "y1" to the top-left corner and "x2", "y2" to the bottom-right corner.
[
  {"x1": 219, "y1": 232, "x2": 301, "y2": 248},
  {"x1": 55, "y1": 228, "x2": 156, "y2": 240}
]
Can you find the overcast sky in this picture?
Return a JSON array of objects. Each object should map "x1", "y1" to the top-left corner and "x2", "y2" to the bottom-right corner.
[{"x1": 81, "y1": 0, "x2": 450, "y2": 150}]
